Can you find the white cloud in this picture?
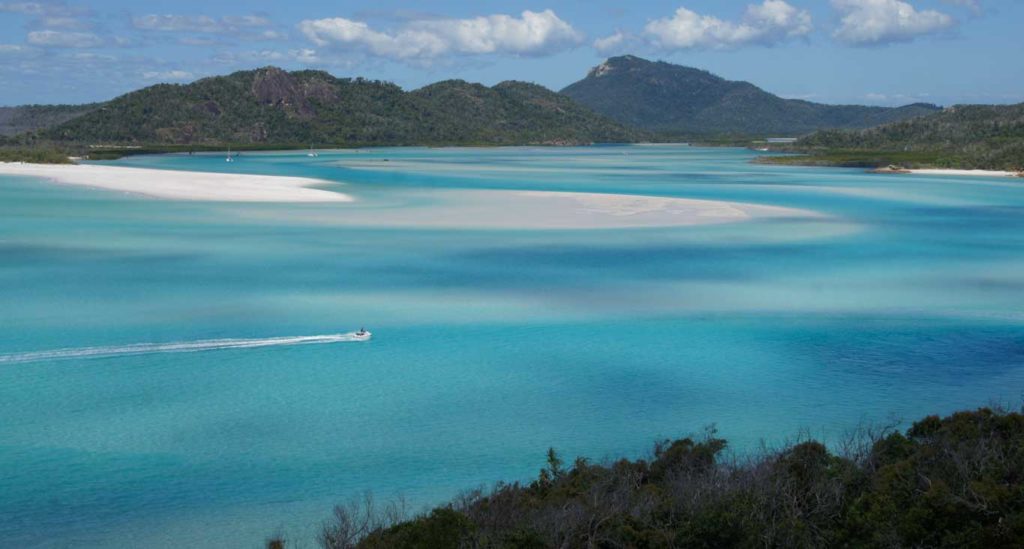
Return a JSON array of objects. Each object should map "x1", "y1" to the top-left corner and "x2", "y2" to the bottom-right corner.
[
  {"x1": 212, "y1": 48, "x2": 321, "y2": 66},
  {"x1": 832, "y1": 0, "x2": 955, "y2": 45},
  {"x1": 644, "y1": 1, "x2": 812, "y2": 50},
  {"x1": 27, "y1": 30, "x2": 103, "y2": 48},
  {"x1": 259, "y1": 29, "x2": 287, "y2": 40},
  {"x1": 593, "y1": 31, "x2": 626, "y2": 53},
  {"x1": 221, "y1": 15, "x2": 271, "y2": 28},
  {"x1": 134, "y1": 15, "x2": 222, "y2": 32},
  {"x1": 71, "y1": 52, "x2": 115, "y2": 61},
  {"x1": 0, "y1": 44, "x2": 37, "y2": 55},
  {"x1": 1, "y1": 1, "x2": 92, "y2": 18},
  {"x1": 291, "y1": 48, "x2": 319, "y2": 63},
  {"x1": 178, "y1": 36, "x2": 218, "y2": 46},
  {"x1": 133, "y1": 14, "x2": 272, "y2": 33},
  {"x1": 37, "y1": 16, "x2": 91, "y2": 29},
  {"x1": 0, "y1": 2, "x2": 44, "y2": 14},
  {"x1": 298, "y1": 9, "x2": 583, "y2": 60},
  {"x1": 142, "y1": 70, "x2": 195, "y2": 81}
]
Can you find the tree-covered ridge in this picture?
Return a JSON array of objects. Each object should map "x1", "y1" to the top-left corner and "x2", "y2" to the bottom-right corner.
[
  {"x1": 560, "y1": 55, "x2": 941, "y2": 137},
  {"x1": 303, "y1": 407, "x2": 1024, "y2": 549},
  {"x1": 0, "y1": 103, "x2": 102, "y2": 136},
  {"x1": 790, "y1": 103, "x2": 1024, "y2": 170},
  {"x1": 33, "y1": 67, "x2": 643, "y2": 148}
]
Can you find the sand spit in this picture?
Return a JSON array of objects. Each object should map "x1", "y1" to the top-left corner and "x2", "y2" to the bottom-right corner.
[
  {"x1": 0, "y1": 162, "x2": 353, "y2": 202},
  {"x1": 871, "y1": 166, "x2": 1022, "y2": 178},
  {"x1": 1, "y1": 163, "x2": 820, "y2": 229}
]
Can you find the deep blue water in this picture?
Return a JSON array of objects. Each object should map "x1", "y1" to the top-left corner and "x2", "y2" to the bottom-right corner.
[{"x1": 1, "y1": 145, "x2": 1023, "y2": 547}]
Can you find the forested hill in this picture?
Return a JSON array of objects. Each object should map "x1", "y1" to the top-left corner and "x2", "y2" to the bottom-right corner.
[
  {"x1": 305, "y1": 407, "x2": 1024, "y2": 549},
  {"x1": 560, "y1": 55, "x2": 940, "y2": 137},
  {"x1": 32, "y1": 67, "x2": 642, "y2": 147},
  {"x1": 791, "y1": 103, "x2": 1024, "y2": 170},
  {"x1": 0, "y1": 104, "x2": 101, "y2": 136}
]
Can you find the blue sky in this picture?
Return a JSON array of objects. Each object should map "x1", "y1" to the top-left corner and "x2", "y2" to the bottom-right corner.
[{"x1": 1, "y1": 0, "x2": 1021, "y2": 107}]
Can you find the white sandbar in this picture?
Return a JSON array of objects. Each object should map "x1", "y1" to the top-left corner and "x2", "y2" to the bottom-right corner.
[
  {"x1": 906, "y1": 169, "x2": 1021, "y2": 178},
  {"x1": 0, "y1": 163, "x2": 819, "y2": 229},
  {"x1": 238, "y1": 189, "x2": 820, "y2": 230},
  {"x1": 0, "y1": 162, "x2": 352, "y2": 202}
]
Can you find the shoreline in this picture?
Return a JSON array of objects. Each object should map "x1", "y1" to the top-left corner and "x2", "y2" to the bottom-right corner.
[
  {"x1": 758, "y1": 156, "x2": 1022, "y2": 178},
  {"x1": 0, "y1": 162, "x2": 353, "y2": 202},
  {"x1": 0, "y1": 161, "x2": 820, "y2": 229},
  {"x1": 870, "y1": 165, "x2": 1022, "y2": 178},
  {"x1": 903, "y1": 168, "x2": 1022, "y2": 178}
]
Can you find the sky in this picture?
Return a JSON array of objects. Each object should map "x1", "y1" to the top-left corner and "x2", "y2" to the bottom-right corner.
[{"x1": 1, "y1": 0, "x2": 1022, "y2": 107}]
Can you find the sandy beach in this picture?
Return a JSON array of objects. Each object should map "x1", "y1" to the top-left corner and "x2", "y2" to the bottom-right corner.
[
  {"x1": 906, "y1": 168, "x2": 1022, "y2": 178},
  {"x1": 0, "y1": 162, "x2": 353, "y2": 202},
  {"x1": 1, "y1": 162, "x2": 818, "y2": 229}
]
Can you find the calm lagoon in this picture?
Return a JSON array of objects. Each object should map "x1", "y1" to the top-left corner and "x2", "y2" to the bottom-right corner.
[{"x1": 2, "y1": 145, "x2": 1022, "y2": 547}]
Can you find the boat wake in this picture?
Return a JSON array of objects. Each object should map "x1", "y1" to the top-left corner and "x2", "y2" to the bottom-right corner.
[{"x1": 0, "y1": 333, "x2": 366, "y2": 365}]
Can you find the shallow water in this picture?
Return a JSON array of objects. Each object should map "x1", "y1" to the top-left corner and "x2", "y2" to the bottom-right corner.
[{"x1": 2, "y1": 145, "x2": 1023, "y2": 547}]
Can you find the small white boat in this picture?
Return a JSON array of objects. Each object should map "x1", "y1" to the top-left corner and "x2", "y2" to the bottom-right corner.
[
  {"x1": 307, "y1": 145, "x2": 318, "y2": 158},
  {"x1": 352, "y1": 328, "x2": 372, "y2": 341},
  {"x1": 226, "y1": 147, "x2": 235, "y2": 162}
]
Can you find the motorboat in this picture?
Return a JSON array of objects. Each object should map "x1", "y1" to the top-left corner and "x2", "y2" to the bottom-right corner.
[{"x1": 352, "y1": 327, "x2": 372, "y2": 341}]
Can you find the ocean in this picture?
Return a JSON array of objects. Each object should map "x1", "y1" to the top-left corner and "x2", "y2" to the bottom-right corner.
[{"x1": 2, "y1": 145, "x2": 1022, "y2": 547}]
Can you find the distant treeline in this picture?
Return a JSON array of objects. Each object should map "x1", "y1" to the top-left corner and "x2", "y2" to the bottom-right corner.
[
  {"x1": 767, "y1": 103, "x2": 1024, "y2": 171},
  {"x1": 0, "y1": 147, "x2": 72, "y2": 164},
  {"x1": 0, "y1": 67, "x2": 643, "y2": 154},
  {"x1": 270, "y1": 406, "x2": 1024, "y2": 549},
  {"x1": 0, "y1": 103, "x2": 101, "y2": 137}
]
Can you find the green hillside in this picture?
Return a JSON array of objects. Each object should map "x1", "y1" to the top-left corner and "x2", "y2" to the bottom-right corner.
[
  {"x1": 780, "y1": 103, "x2": 1024, "y2": 170},
  {"x1": 0, "y1": 103, "x2": 101, "y2": 136},
  {"x1": 34, "y1": 67, "x2": 642, "y2": 148},
  {"x1": 303, "y1": 407, "x2": 1024, "y2": 549},
  {"x1": 560, "y1": 55, "x2": 940, "y2": 137}
]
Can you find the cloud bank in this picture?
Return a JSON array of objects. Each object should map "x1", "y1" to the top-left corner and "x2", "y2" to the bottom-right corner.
[
  {"x1": 298, "y1": 9, "x2": 583, "y2": 61},
  {"x1": 643, "y1": 0, "x2": 813, "y2": 50},
  {"x1": 832, "y1": 0, "x2": 956, "y2": 45}
]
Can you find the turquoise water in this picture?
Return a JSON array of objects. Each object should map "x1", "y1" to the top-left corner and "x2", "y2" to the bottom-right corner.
[{"x1": 2, "y1": 145, "x2": 1023, "y2": 547}]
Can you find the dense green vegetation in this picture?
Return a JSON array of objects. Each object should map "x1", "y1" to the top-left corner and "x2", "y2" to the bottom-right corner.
[
  {"x1": 0, "y1": 146, "x2": 72, "y2": 164},
  {"x1": 0, "y1": 103, "x2": 101, "y2": 136},
  {"x1": 560, "y1": 56, "x2": 940, "y2": 137},
  {"x1": 775, "y1": 103, "x2": 1024, "y2": 171},
  {"x1": 757, "y1": 150, "x2": 960, "y2": 169},
  {"x1": 28, "y1": 67, "x2": 642, "y2": 149},
  {"x1": 292, "y1": 407, "x2": 1024, "y2": 548}
]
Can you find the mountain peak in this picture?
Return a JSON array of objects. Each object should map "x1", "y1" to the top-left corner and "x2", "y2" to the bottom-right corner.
[
  {"x1": 562, "y1": 57, "x2": 941, "y2": 136},
  {"x1": 588, "y1": 55, "x2": 651, "y2": 78}
]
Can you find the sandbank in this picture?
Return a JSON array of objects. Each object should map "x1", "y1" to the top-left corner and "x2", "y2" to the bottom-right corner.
[
  {"x1": 236, "y1": 189, "x2": 820, "y2": 230},
  {"x1": 0, "y1": 162, "x2": 352, "y2": 202},
  {"x1": 905, "y1": 168, "x2": 1021, "y2": 178},
  {"x1": 1, "y1": 163, "x2": 819, "y2": 229}
]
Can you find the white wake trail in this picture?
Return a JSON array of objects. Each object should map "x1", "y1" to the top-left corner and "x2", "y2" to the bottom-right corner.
[{"x1": 0, "y1": 333, "x2": 364, "y2": 364}]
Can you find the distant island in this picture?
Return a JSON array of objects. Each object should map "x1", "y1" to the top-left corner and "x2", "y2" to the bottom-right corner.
[
  {"x1": 560, "y1": 55, "x2": 941, "y2": 138},
  {"x1": 279, "y1": 406, "x2": 1024, "y2": 549},
  {"x1": 0, "y1": 67, "x2": 644, "y2": 161},
  {"x1": 1, "y1": 56, "x2": 1020, "y2": 173},
  {"x1": 760, "y1": 103, "x2": 1024, "y2": 172}
]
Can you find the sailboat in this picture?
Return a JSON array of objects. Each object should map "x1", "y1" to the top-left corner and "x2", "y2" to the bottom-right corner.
[
  {"x1": 307, "y1": 144, "x2": 318, "y2": 158},
  {"x1": 225, "y1": 146, "x2": 234, "y2": 163}
]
